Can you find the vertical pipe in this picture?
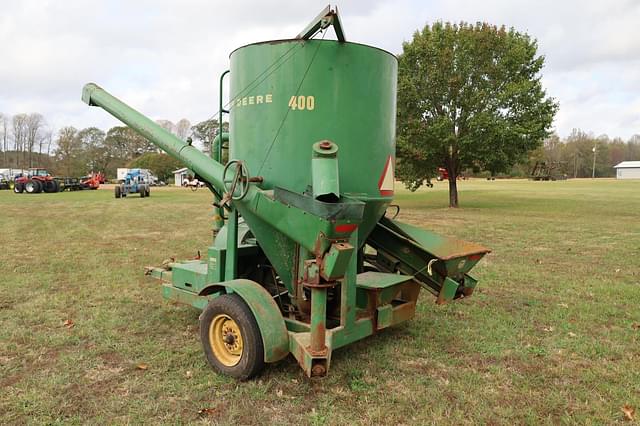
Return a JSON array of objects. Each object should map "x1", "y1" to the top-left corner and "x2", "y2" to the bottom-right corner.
[
  {"x1": 225, "y1": 207, "x2": 239, "y2": 280},
  {"x1": 212, "y1": 70, "x2": 230, "y2": 238},
  {"x1": 309, "y1": 286, "x2": 327, "y2": 353},
  {"x1": 211, "y1": 131, "x2": 230, "y2": 236},
  {"x1": 218, "y1": 70, "x2": 230, "y2": 162},
  {"x1": 311, "y1": 141, "x2": 340, "y2": 202}
]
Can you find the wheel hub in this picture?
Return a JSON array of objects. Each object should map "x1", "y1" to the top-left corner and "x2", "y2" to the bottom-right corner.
[{"x1": 209, "y1": 314, "x2": 243, "y2": 366}]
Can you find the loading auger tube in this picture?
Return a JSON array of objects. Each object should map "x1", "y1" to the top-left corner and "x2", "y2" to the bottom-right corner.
[{"x1": 82, "y1": 83, "x2": 227, "y2": 194}]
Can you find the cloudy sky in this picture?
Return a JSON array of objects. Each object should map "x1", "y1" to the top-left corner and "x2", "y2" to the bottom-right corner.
[{"x1": 1, "y1": 0, "x2": 639, "y2": 140}]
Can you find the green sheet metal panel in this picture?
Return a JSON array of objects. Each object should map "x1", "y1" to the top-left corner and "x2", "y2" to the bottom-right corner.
[
  {"x1": 382, "y1": 217, "x2": 490, "y2": 261},
  {"x1": 355, "y1": 271, "x2": 413, "y2": 289},
  {"x1": 171, "y1": 261, "x2": 208, "y2": 292},
  {"x1": 221, "y1": 279, "x2": 290, "y2": 363}
]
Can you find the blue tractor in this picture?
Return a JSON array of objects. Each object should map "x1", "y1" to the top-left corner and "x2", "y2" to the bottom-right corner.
[{"x1": 115, "y1": 169, "x2": 150, "y2": 198}]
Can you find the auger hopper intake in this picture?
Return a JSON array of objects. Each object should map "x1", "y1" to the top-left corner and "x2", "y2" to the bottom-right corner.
[{"x1": 81, "y1": 5, "x2": 490, "y2": 379}]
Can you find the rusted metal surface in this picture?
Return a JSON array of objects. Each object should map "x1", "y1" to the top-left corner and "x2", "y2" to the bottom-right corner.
[
  {"x1": 311, "y1": 362, "x2": 326, "y2": 377},
  {"x1": 367, "y1": 216, "x2": 489, "y2": 303},
  {"x1": 295, "y1": 5, "x2": 346, "y2": 42},
  {"x1": 390, "y1": 301, "x2": 416, "y2": 325},
  {"x1": 309, "y1": 287, "x2": 328, "y2": 354},
  {"x1": 319, "y1": 140, "x2": 333, "y2": 150}
]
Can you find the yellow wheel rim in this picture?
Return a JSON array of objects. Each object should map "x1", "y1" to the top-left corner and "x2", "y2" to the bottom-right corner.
[{"x1": 209, "y1": 314, "x2": 243, "y2": 367}]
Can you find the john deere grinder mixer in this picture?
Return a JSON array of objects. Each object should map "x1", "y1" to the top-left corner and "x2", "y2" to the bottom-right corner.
[{"x1": 82, "y1": 6, "x2": 490, "y2": 379}]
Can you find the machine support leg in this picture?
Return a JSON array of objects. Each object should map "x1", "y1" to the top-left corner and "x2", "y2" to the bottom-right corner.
[
  {"x1": 341, "y1": 233, "x2": 358, "y2": 328},
  {"x1": 225, "y1": 207, "x2": 238, "y2": 280},
  {"x1": 309, "y1": 286, "x2": 327, "y2": 354}
]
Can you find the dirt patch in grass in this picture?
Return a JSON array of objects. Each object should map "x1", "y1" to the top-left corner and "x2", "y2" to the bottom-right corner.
[{"x1": 0, "y1": 348, "x2": 61, "y2": 388}]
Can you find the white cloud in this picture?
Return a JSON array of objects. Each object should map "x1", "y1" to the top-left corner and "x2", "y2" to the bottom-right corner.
[{"x1": 0, "y1": 0, "x2": 638, "y2": 140}]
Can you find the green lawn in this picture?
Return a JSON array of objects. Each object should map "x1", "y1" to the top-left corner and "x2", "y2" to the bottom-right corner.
[{"x1": 1, "y1": 179, "x2": 638, "y2": 425}]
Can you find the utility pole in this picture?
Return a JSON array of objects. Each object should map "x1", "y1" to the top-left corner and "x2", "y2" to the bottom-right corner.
[{"x1": 591, "y1": 145, "x2": 597, "y2": 179}]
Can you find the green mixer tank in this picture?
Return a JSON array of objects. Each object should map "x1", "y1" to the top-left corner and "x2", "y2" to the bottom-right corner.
[{"x1": 229, "y1": 39, "x2": 397, "y2": 245}]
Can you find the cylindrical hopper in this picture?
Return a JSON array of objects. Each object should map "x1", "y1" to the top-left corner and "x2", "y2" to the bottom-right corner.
[{"x1": 229, "y1": 39, "x2": 397, "y2": 246}]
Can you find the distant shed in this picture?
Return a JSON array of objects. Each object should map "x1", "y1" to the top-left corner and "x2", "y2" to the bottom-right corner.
[
  {"x1": 173, "y1": 167, "x2": 192, "y2": 186},
  {"x1": 614, "y1": 161, "x2": 640, "y2": 179}
]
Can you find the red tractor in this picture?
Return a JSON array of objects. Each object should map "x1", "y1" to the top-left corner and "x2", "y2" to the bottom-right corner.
[
  {"x1": 436, "y1": 167, "x2": 467, "y2": 181},
  {"x1": 13, "y1": 168, "x2": 60, "y2": 194},
  {"x1": 436, "y1": 167, "x2": 450, "y2": 181}
]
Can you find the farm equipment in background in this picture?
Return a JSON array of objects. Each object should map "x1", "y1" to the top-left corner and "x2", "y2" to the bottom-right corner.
[
  {"x1": 436, "y1": 167, "x2": 467, "y2": 181},
  {"x1": 80, "y1": 171, "x2": 104, "y2": 190},
  {"x1": 115, "y1": 169, "x2": 150, "y2": 198},
  {"x1": 182, "y1": 176, "x2": 206, "y2": 191},
  {"x1": 13, "y1": 168, "x2": 60, "y2": 193},
  {"x1": 13, "y1": 168, "x2": 105, "y2": 193},
  {"x1": 437, "y1": 167, "x2": 449, "y2": 181},
  {"x1": 117, "y1": 168, "x2": 158, "y2": 186},
  {"x1": 530, "y1": 161, "x2": 567, "y2": 181},
  {"x1": 82, "y1": 5, "x2": 490, "y2": 379},
  {"x1": 0, "y1": 173, "x2": 10, "y2": 190},
  {"x1": 63, "y1": 171, "x2": 104, "y2": 191},
  {"x1": 57, "y1": 177, "x2": 83, "y2": 191}
]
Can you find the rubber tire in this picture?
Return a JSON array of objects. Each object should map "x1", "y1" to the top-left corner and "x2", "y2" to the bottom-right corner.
[
  {"x1": 114, "y1": 185, "x2": 121, "y2": 198},
  {"x1": 145, "y1": 186, "x2": 150, "y2": 197},
  {"x1": 139, "y1": 187, "x2": 145, "y2": 198},
  {"x1": 43, "y1": 180, "x2": 56, "y2": 193},
  {"x1": 200, "y1": 294, "x2": 265, "y2": 380},
  {"x1": 25, "y1": 180, "x2": 41, "y2": 194},
  {"x1": 33, "y1": 180, "x2": 42, "y2": 193},
  {"x1": 14, "y1": 183, "x2": 24, "y2": 193}
]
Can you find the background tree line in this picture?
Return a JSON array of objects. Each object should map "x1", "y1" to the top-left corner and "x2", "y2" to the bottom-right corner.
[
  {"x1": 2, "y1": 106, "x2": 638, "y2": 184},
  {"x1": 0, "y1": 113, "x2": 227, "y2": 181},
  {"x1": 519, "y1": 130, "x2": 640, "y2": 178},
  {"x1": 0, "y1": 112, "x2": 53, "y2": 169},
  {"x1": 398, "y1": 129, "x2": 639, "y2": 179}
]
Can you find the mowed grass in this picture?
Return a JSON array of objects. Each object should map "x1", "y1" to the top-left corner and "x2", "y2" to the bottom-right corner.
[{"x1": 0, "y1": 178, "x2": 639, "y2": 425}]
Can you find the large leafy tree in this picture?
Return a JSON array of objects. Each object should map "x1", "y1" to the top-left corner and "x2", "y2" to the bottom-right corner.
[
  {"x1": 77, "y1": 127, "x2": 107, "y2": 173},
  {"x1": 397, "y1": 22, "x2": 558, "y2": 207},
  {"x1": 103, "y1": 126, "x2": 157, "y2": 168},
  {"x1": 54, "y1": 126, "x2": 84, "y2": 176},
  {"x1": 191, "y1": 118, "x2": 228, "y2": 155}
]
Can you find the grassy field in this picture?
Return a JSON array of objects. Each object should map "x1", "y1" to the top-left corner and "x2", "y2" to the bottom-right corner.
[{"x1": 1, "y1": 179, "x2": 639, "y2": 425}]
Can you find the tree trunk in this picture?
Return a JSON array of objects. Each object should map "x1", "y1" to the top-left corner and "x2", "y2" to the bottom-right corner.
[
  {"x1": 445, "y1": 156, "x2": 459, "y2": 208},
  {"x1": 448, "y1": 173, "x2": 459, "y2": 207}
]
